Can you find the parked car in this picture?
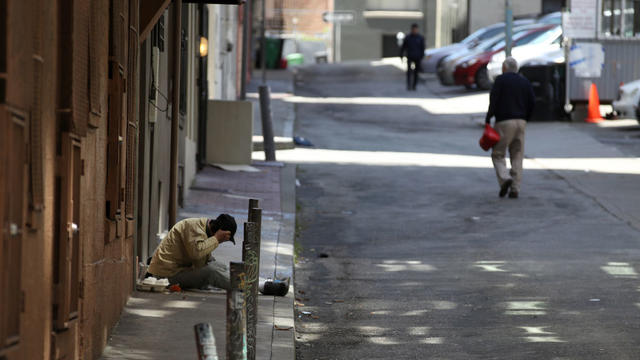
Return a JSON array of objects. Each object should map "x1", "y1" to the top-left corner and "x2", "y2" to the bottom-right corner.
[
  {"x1": 487, "y1": 25, "x2": 562, "y2": 81},
  {"x1": 453, "y1": 25, "x2": 556, "y2": 90},
  {"x1": 437, "y1": 33, "x2": 509, "y2": 86},
  {"x1": 538, "y1": 11, "x2": 562, "y2": 25},
  {"x1": 613, "y1": 80, "x2": 640, "y2": 122},
  {"x1": 423, "y1": 19, "x2": 537, "y2": 74},
  {"x1": 438, "y1": 23, "x2": 552, "y2": 86}
]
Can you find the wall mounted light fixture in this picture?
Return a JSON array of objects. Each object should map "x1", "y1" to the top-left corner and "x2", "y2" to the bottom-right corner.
[{"x1": 199, "y1": 36, "x2": 208, "y2": 57}]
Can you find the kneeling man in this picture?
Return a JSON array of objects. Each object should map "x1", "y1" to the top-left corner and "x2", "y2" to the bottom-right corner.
[{"x1": 147, "y1": 214, "x2": 237, "y2": 290}]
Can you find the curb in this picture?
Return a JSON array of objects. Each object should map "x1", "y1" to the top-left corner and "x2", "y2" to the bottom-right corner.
[
  {"x1": 253, "y1": 135, "x2": 296, "y2": 151},
  {"x1": 269, "y1": 164, "x2": 296, "y2": 359}
]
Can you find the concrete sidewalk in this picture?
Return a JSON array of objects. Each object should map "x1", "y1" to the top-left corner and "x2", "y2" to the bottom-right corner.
[{"x1": 101, "y1": 162, "x2": 296, "y2": 360}]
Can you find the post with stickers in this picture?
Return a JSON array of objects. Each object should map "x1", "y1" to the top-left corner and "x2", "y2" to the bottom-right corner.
[
  {"x1": 244, "y1": 201, "x2": 262, "y2": 360},
  {"x1": 227, "y1": 262, "x2": 247, "y2": 360}
]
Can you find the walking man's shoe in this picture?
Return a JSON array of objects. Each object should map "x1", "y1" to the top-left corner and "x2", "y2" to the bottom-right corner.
[
  {"x1": 499, "y1": 179, "x2": 513, "y2": 198},
  {"x1": 508, "y1": 191, "x2": 519, "y2": 199}
]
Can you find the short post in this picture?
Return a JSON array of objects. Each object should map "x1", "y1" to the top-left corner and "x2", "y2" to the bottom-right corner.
[
  {"x1": 227, "y1": 262, "x2": 247, "y2": 360},
  {"x1": 194, "y1": 323, "x2": 218, "y2": 360},
  {"x1": 248, "y1": 199, "x2": 259, "y2": 216},
  {"x1": 258, "y1": 85, "x2": 276, "y2": 162},
  {"x1": 248, "y1": 207, "x2": 262, "y2": 234},
  {"x1": 242, "y1": 221, "x2": 261, "y2": 360}
]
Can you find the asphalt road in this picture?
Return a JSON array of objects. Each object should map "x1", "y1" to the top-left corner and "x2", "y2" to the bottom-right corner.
[{"x1": 290, "y1": 62, "x2": 640, "y2": 360}]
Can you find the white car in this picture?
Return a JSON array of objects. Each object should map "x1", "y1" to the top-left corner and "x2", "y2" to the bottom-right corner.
[
  {"x1": 613, "y1": 79, "x2": 640, "y2": 121},
  {"x1": 487, "y1": 26, "x2": 563, "y2": 81}
]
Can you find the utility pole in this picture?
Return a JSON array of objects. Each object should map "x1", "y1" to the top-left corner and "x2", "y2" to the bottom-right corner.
[{"x1": 505, "y1": 0, "x2": 513, "y2": 57}]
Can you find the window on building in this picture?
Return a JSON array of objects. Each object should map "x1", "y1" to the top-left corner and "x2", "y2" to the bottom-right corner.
[
  {"x1": 151, "y1": 14, "x2": 166, "y2": 52},
  {"x1": 601, "y1": 0, "x2": 640, "y2": 37},
  {"x1": 366, "y1": 0, "x2": 420, "y2": 11}
]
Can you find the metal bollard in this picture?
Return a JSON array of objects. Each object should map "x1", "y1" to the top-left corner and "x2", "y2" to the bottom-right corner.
[
  {"x1": 194, "y1": 323, "x2": 218, "y2": 360},
  {"x1": 227, "y1": 262, "x2": 247, "y2": 360},
  {"x1": 258, "y1": 85, "x2": 276, "y2": 161},
  {"x1": 242, "y1": 222, "x2": 260, "y2": 360},
  {"x1": 248, "y1": 199, "x2": 259, "y2": 216}
]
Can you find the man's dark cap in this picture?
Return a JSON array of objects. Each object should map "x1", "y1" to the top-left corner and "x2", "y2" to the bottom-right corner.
[
  {"x1": 216, "y1": 214, "x2": 237, "y2": 244},
  {"x1": 411, "y1": 23, "x2": 419, "y2": 28}
]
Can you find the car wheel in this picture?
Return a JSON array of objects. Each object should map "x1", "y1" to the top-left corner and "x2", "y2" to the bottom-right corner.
[{"x1": 475, "y1": 66, "x2": 493, "y2": 90}]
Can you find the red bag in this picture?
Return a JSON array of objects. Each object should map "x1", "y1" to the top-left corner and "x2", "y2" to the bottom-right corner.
[{"x1": 479, "y1": 124, "x2": 500, "y2": 151}]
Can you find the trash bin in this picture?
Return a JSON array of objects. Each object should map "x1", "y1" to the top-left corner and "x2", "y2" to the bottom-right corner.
[
  {"x1": 255, "y1": 38, "x2": 284, "y2": 69},
  {"x1": 285, "y1": 53, "x2": 304, "y2": 66},
  {"x1": 520, "y1": 63, "x2": 567, "y2": 121},
  {"x1": 265, "y1": 38, "x2": 283, "y2": 69}
]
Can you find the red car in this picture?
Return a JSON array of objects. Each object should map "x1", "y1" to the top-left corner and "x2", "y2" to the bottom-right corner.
[{"x1": 454, "y1": 25, "x2": 555, "y2": 90}]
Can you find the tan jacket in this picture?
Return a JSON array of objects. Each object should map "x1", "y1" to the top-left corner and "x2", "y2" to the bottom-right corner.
[{"x1": 148, "y1": 218, "x2": 220, "y2": 278}]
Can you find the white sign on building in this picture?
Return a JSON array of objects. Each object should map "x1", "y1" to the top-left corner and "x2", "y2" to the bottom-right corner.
[
  {"x1": 569, "y1": 42, "x2": 605, "y2": 78},
  {"x1": 563, "y1": 0, "x2": 597, "y2": 39}
]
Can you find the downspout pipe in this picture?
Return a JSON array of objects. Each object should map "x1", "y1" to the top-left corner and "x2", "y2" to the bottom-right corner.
[
  {"x1": 169, "y1": 0, "x2": 182, "y2": 227},
  {"x1": 240, "y1": 0, "x2": 250, "y2": 99}
]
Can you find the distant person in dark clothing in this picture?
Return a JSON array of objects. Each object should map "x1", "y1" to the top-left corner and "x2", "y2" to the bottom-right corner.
[
  {"x1": 485, "y1": 57, "x2": 535, "y2": 199},
  {"x1": 400, "y1": 23, "x2": 425, "y2": 91}
]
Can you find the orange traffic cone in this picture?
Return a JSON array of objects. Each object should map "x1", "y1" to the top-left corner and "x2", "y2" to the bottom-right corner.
[{"x1": 586, "y1": 83, "x2": 604, "y2": 123}]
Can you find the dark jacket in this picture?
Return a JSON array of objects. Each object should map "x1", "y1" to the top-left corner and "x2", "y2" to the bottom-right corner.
[
  {"x1": 400, "y1": 33, "x2": 425, "y2": 61},
  {"x1": 485, "y1": 72, "x2": 535, "y2": 123}
]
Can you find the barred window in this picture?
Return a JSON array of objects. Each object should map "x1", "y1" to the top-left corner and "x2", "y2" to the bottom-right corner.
[{"x1": 601, "y1": 0, "x2": 640, "y2": 37}]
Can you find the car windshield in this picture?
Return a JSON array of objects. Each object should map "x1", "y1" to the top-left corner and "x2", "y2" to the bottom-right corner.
[
  {"x1": 489, "y1": 30, "x2": 529, "y2": 51},
  {"x1": 487, "y1": 26, "x2": 560, "y2": 52},
  {"x1": 538, "y1": 12, "x2": 561, "y2": 24},
  {"x1": 463, "y1": 26, "x2": 506, "y2": 46},
  {"x1": 526, "y1": 27, "x2": 561, "y2": 45}
]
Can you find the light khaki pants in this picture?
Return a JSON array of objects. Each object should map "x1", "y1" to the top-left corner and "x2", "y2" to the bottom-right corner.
[
  {"x1": 168, "y1": 259, "x2": 230, "y2": 291},
  {"x1": 491, "y1": 119, "x2": 526, "y2": 193}
]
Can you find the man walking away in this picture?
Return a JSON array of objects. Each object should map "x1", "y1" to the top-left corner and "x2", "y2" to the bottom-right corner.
[
  {"x1": 485, "y1": 57, "x2": 535, "y2": 199},
  {"x1": 400, "y1": 23, "x2": 425, "y2": 91}
]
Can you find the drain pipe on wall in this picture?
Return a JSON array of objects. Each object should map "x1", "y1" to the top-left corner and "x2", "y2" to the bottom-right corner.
[
  {"x1": 240, "y1": 0, "x2": 251, "y2": 100},
  {"x1": 169, "y1": 0, "x2": 182, "y2": 227}
]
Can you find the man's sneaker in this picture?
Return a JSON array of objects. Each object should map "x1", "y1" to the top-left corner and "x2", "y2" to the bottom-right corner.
[
  {"x1": 508, "y1": 191, "x2": 519, "y2": 199},
  {"x1": 499, "y1": 179, "x2": 513, "y2": 198}
]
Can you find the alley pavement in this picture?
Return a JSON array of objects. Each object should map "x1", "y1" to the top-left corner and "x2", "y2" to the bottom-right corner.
[{"x1": 261, "y1": 61, "x2": 640, "y2": 359}]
